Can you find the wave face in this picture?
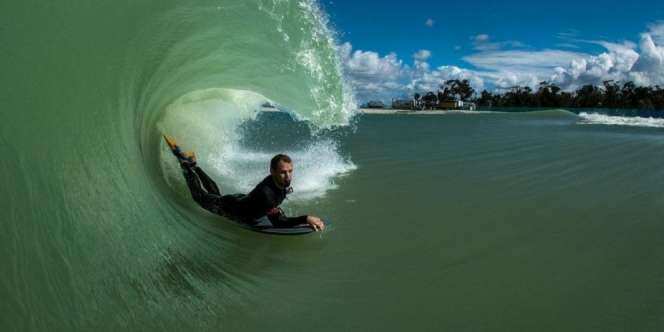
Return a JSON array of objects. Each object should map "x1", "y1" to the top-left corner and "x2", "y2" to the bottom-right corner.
[{"x1": 0, "y1": 0, "x2": 354, "y2": 330}]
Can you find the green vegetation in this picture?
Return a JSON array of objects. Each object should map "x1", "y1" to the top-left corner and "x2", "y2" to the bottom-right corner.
[
  {"x1": 409, "y1": 79, "x2": 476, "y2": 110},
  {"x1": 405, "y1": 79, "x2": 664, "y2": 113},
  {"x1": 475, "y1": 81, "x2": 664, "y2": 111}
]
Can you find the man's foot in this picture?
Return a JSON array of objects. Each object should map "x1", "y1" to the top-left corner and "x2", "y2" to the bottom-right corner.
[
  {"x1": 163, "y1": 135, "x2": 196, "y2": 166},
  {"x1": 181, "y1": 151, "x2": 196, "y2": 166}
]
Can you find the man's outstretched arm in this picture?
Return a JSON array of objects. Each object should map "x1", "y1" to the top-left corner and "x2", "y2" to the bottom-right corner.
[
  {"x1": 266, "y1": 208, "x2": 307, "y2": 228},
  {"x1": 267, "y1": 209, "x2": 325, "y2": 231}
]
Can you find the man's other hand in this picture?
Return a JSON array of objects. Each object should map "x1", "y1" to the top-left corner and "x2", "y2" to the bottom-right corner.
[{"x1": 306, "y1": 216, "x2": 325, "y2": 231}]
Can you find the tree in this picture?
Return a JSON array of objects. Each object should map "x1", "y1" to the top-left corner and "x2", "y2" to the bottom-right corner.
[
  {"x1": 428, "y1": 80, "x2": 664, "y2": 112},
  {"x1": 621, "y1": 81, "x2": 637, "y2": 108},
  {"x1": 536, "y1": 81, "x2": 562, "y2": 107},
  {"x1": 634, "y1": 85, "x2": 655, "y2": 110},
  {"x1": 477, "y1": 90, "x2": 494, "y2": 107},
  {"x1": 422, "y1": 91, "x2": 438, "y2": 109},
  {"x1": 574, "y1": 85, "x2": 602, "y2": 108},
  {"x1": 440, "y1": 79, "x2": 475, "y2": 102},
  {"x1": 503, "y1": 86, "x2": 534, "y2": 107},
  {"x1": 457, "y1": 79, "x2": 475, "y2": 101},
  {"x1": 602, "y1": 80, "x2": 621, "y2": 108},
  {"x1": 413, "y1": 93, "x2": 423, "y2": 110}
]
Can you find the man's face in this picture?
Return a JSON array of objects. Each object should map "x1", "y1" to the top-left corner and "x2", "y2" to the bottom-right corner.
[{"x1": 271, "y1": 161, "x2": 293, "y2": 189}]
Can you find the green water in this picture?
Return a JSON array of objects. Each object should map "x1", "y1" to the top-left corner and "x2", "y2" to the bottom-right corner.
[{"x1": 2, "y1": 0, "x2": 664, "y2": 330}]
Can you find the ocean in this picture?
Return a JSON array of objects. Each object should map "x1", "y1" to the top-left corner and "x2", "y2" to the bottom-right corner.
[{"x1": 2, "y1": 0, "x2": 664, "y2": 331}]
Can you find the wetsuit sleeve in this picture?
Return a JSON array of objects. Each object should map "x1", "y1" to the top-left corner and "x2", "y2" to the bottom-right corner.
[
  {"x1": 253, "y1": 186, "x2": 307, "y2": 227},
  {"x1": 267, "y1": 210, "x2": 308, "y2": 228}
]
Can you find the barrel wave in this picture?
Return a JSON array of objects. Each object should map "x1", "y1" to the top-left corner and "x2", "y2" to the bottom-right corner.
[
  {"x1": 0, "y1": 0, "x2": 354, "y2": 330},
  {"x1": 13, "y1": 0, "x2": 664, "y2": 330}
]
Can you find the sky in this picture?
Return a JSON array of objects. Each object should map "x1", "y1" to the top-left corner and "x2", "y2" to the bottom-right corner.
[{"x1": 321, "y1": 0, "x2": 664, "y2": 102}]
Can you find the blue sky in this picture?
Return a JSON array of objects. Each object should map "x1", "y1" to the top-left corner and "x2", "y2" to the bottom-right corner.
[{"x1": 321, "y1": 0, "x2": 664, "y2": 101}]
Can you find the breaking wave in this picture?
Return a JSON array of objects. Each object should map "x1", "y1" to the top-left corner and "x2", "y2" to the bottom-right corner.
[{"x1": 578, "y1": 112, "x2": 664, "y2": 128}]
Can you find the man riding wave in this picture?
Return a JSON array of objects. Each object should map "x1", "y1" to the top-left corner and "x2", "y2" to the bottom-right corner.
[{"x1": 164, "y1": 136, "x2": 326, "y2": 231}]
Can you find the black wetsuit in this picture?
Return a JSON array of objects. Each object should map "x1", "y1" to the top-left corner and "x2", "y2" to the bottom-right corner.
[{"x1": 181, "y1": 164, "x2": 308, "y2": 227}]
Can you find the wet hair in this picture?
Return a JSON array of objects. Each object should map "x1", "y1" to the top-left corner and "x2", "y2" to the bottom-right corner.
[{"x1": 270, "y1": 154, "x2": 292, "y2": 170}]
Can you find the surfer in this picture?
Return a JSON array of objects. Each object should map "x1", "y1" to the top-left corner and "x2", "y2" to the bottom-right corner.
[{"x1": 164, "y1": 136, "x2": 326, "y2": 231}]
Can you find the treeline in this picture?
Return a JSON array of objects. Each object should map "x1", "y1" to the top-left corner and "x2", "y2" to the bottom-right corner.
[
  {"x1": 401, "y1": 79, "x2": 664, "y2": 112},
  {"x1": 476, "y1": 81, "x2": 664, "y2": 110}
]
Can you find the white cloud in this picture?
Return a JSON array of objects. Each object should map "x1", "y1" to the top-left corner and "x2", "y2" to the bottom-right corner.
[
  {"x1": 340, "y1": 43, "x2": 484, "y2": 101},
  {"x1": 557, "y1": 30, "x2": 580, "y2": 39},
  {"x1": 464, "y1": 32, "x2": 664, "y2": 90},
  {"x1": 472, "y1": 34, "x2": 494, "y2": 51},
  {"x1": 556, "y1": 43, "x2": 580, "y2": 49},
  {"x1": 550, "y1": 35, "x2": 653, "y2": 89},
  {"x1": 647, "y1": 21, "x2": 664, "y2": 44},
  {"x1": 340, "y1": 43, "x2": 571, "y2": 101},
  {"x1": 409, "y1": 66, "x2": 485, "y2": 92},
  {"x1": 338, "y1": 42, "x2": 410, "y2": 101},
  {"x1": 425, "y1": 18, "x2": 435, "y2": 28},
  {"x1": 340, "y1": 23, "x2": 664, "y2": 102},
  {"x1": 630, "y1": 32, "x2": 664, "y2": 86},
  {"x1": 480, "y1": 71, "x2": 540, "y2": 90},
  {"x1": 474, "y1": 34, "x2": 490, "y2": 42},
  {"x1": 471, "y1": 34, "x2": 526, "y2": 51},
  {"x1": 339, "y1": 42, "x2": 405, "y2": 81},
  {"x1": 413, "y1": 49, "x2": 432, "y2": 61},
  {"x1": 465, "y1": 50, "x2": 589, "y2": 75},
  {"x1": 413, "y1": 49, "x2": 432, "y2": 73}
]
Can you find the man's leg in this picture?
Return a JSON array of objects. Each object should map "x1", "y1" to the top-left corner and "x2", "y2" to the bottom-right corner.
[
  {"x1": 193, "y1": 166, "x2": 221, "y2": 196},
  {"x1": 181, "y1": 164, "x2": 225, "y2": 216},
  {"x1": 164, "y1": 135, "x2": 226, "y2": 215}
]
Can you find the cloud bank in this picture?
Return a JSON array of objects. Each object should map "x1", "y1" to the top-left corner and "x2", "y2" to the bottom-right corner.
[{"x1": 340, "y1": 23, "x2": 664, "y2": 102}]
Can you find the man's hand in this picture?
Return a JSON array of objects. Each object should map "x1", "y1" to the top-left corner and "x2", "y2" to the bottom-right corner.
[{"x1": 306, "y1": 216, "x2": 325, "y2": 232}]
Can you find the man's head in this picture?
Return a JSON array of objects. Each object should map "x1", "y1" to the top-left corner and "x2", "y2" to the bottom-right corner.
[{"x1": 270, "y1": 154, "x2": 293, "y2": 189}]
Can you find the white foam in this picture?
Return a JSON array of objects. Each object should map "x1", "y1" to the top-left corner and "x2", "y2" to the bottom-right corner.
[
  {"x1": 158, "y1": 88, "x2": 355, "y2": 202},
  {"x1": 281, "y1": 140, "x2": 356, "y2": 200},
  {"x1": 577, "y1": 112, "x2": 664, "y2": 128},
  {"x1": 207, "y1": 139, "x2": 355, "y2": 201}
]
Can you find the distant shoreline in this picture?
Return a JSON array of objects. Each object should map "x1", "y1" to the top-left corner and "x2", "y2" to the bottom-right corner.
[
  {"x1": 360, "y1": 108, "x2": 479, "y2": 114},
  {"x1": 358, "y1": 107, "x2": 664, "y2": 119}
]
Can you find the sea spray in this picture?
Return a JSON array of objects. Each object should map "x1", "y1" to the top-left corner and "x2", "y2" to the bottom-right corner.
[{"x1": 578, "y1": 112, "x2": 664, "y2": 128}]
